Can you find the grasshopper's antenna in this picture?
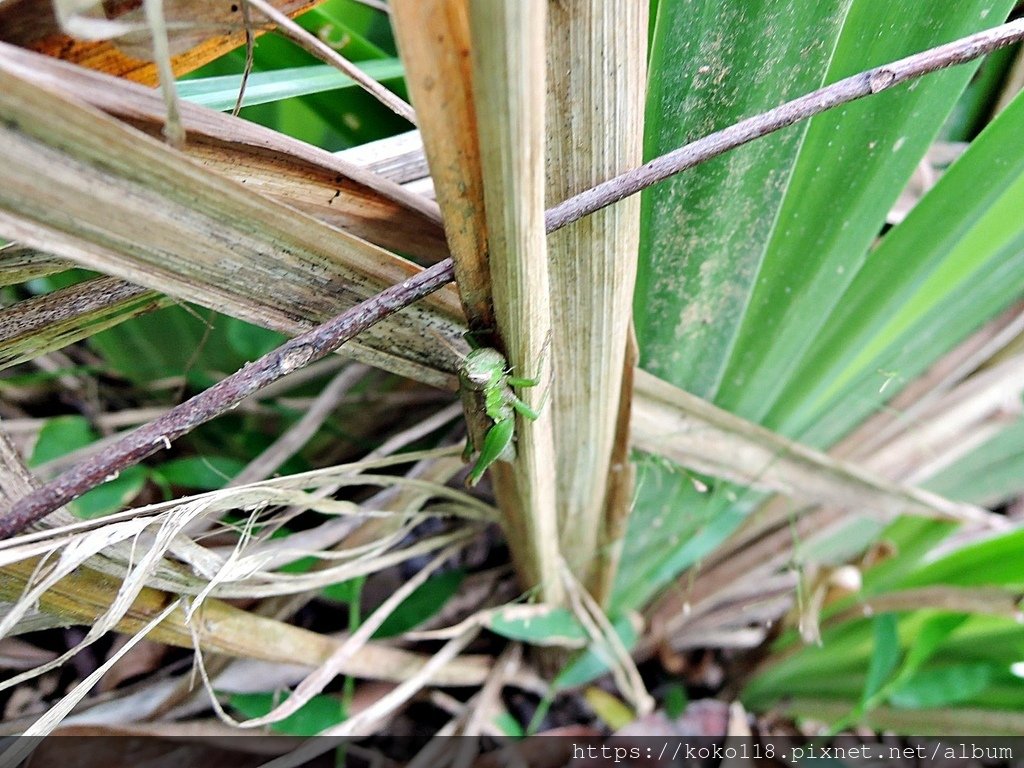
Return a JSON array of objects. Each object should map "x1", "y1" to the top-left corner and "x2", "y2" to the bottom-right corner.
[{"x1": 429, "y1": 329, "x2": 469, "y2": 362}]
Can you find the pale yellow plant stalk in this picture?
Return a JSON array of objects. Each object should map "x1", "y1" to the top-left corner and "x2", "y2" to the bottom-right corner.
[
  {"x1": 544, "y1": 0, "x2": 647, "y2": 597},
  {"x1": 468, "y1": 0, "x2": 562, "y2": 603}
]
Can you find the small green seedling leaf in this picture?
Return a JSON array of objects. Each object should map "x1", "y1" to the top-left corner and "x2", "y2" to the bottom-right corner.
[
  {"x1": 663, "y1": 684, "x2": 688, "y2": 719},
  {"x1": 30, "y1": 415, "x2": 148, "y2": 518},
  {"x1": 229, "y1": 691, "x2": 346, "y2": 736},
  {"x1": 861, "y1": 613, "x2": 901, "y2": 710},
  {"x1": 554, "y1": 615, "x2": 639, "y2": 690},
  {"x1": 30, "y1": 415, "x2": 93, "y2": 464},
  {"x1": 322, "y1": 577, "x2": 362, "y2": 604},
  {"x1": 373, "y1": 569, "x2": 465, "y2": 638},
  {"x1": 485, "y1": 605, "x2": 587, "y2": 648},
  {"x1": 156, "y1": 456, "x2": 246, "y2": 490},
  {"x1": 71, "y1": 466, "x2": 148, "y2": 519},
  {"x1": 493, "y1": 711, "x2": 525, "y2": 737}
]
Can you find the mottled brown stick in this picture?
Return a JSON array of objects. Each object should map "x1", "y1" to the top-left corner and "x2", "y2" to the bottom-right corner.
[{"x1": 0, "y1": 259, "x2": 455, "y2": 537}]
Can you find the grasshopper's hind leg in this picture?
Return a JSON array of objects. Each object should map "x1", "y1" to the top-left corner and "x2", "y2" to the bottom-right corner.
[{"x1": 466, "y1": 418, "x2": 516, "y2": 486}]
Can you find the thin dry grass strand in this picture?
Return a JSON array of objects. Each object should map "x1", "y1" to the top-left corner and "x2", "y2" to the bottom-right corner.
[
  {"x1": 0, "y1": 599, "x2": 180, "y2": 764},
  {"x1": 247, "y1": 0, "x2": 416, "y2": 125},
  {"x1": 460, "y1": 643, "x2": 521, "y2": 738},
  {"x1": 560, "y1": 561, "x2": 652, "y2": 716},
  {"x1": 230, "y1": 364, "x2": 369, "y2": 486},
  {"x1": 260, "y1": 625, "x2": 482, "y2": 767},
  {"x1": 0, "y1": 502, "x2": 206, "y2": 690},
  {"x1": 1, "y1": 447, "x2": 484, "y2": 549},
  {"x1": 147, "y1": 521, "x2": 474, "y2": 600},
  {"x1": 409, "y1": 647, "x2": 522, "y2": 767},
  {"x1": 232, "y1": 0, "x2": 256, "y2": 116},
  {"x1": 365, "y1": 401, "x2": 464, "y2": 460},
  {"x1": 143, "y1": 0, "x2": 185, "y2": 147},
  {"x1": 0, "y1": 453, "x2": 489, "y2": 618},
  {"x1": 224, "y1": 541, "x2": 466, "y2": 729}
]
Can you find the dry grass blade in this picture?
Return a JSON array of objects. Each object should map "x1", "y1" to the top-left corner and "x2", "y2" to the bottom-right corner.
[
  {"x1": 0, "y1": 277, "x2": 166, "y2": 371},
  {"x1": 865, "y1": 351, "x2": 1024, "y2": 484},
  {"x1": 223, "y1": 542, "x2": 466, "y2": 729},
  {"x1": 633, "y1": 370, "x2": 996, "y2": 525},
  {"x1": 228, "y1": 364, "x2": 369, "y2": 487},
  {"x1": 544, "y1": 0, "x2": 646, "y2": 595},
  {"x1": 263, "y1": 626, "x2": 482, "y2": 764},
  {"x1": 391, "y1": 0, "x2": 494, "y2": 331},
  {"x1": 0, "y1": 244, "x2": 73, "y2": 286},
  {"x1": 248, "y1": 0, "x2": 416, "y2": 125},
  {"x1": 468, "y1": 0, "x2": 561, "y2": 604},
  {"x1": 11, "y1": 600, "x2": 180, "y2": 749},
  {"x1": 825, "y1": 585, "x2": 1024, "y2": 627},
  {"x1": 0, "y1": 0, "x2": 316, "y2": 84},
  {"x1": 0, "y1": 556, "x2": 490, "y2": 686},
  {"x1": 0, "y1": 436, "x2": 493, "y2": 695},
  {"x1": 337, "y1": 130, "x2": 430, "y2": 185},
  {"x1": 646, "y1": 312, "x2": 1024, "y2": 652},
  {"x1": 0, "y1": 49, "x2": 464, "y2": 389},
  {"x1": 0, "y1": 42, "x2": 446, "y2": 256}
]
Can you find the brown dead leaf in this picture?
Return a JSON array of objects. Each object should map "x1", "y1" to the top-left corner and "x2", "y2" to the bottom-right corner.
[{"x1": 0, "y1": 0, "x2": 316, "y2": 84}]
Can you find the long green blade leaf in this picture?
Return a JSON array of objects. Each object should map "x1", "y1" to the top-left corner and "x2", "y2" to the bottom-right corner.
[{"x1": 178, "y1": 60, "x2": 404, "y2": 111}]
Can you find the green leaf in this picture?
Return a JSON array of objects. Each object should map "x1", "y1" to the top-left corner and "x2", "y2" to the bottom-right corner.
[
  {"x1": 226, "y1": 319, "x2": 289, "y2": 361},
  {"x1": 156, "y1": 456, "x2": 246, "y2": 490},
  {"x1": 493, "y1": 711, "x2": 525, "y2": 738},
  {"x1": 637, "y1": 0, "x2": 850, "y2": 398},
  {"x1": 858, "y1": 517, "x2": 958, "y2": 596},
  {"x1": 940, "y1": 43, "x2": 1020, "y2": 141},
  {"x1": 769, "y1": 86, "x2": 1024, "y2": 446},
  {"x1": 612, "y1": 455, "x2": 755, "y2": 613},
  {"x1": 373, "y1": 569, "x2": 465, "y2": 638},
  {"x1": 663, "y1": 683, "x2": 688, "y2": 719},
  {"x1": 229, "y1": 692, "x2": 346, "y2": 736},
  {"x1": 177, "y1": 60, "x2": 405, "y2": 111},
  {"x1": 924, "y1": 416, "x2": 1024, "y2": 506},
  {"x1": 486, "y1": 605, "x2": 587, "y2": 647},
  {"x1": 888, "y1": 663, "x2": 995, "y2": 709},
  {"x1": 30, "y1": 416, "x2": 148, "y2": 518},
  {"x1": 30, "y1": 415, "x2": 94, "y2": 465},
  {"x1": 621, "y1": 1, "x2": 1021, "y2": 614},
  {"x1": 85, "y1": 304, "x2": 215, "y2": 384},
  {"x1": 553, "y1": 616, "x2": 639, "y2": 690},
  {"x1": 302, "y1": 2, "x2": 390, "y2": 60},
  {"x1": 717, "y1": 1, "x2": 1017, "y2": 432},
  {"x1": 70, "y1": 466, "x2": 148, "y2": 519},
  {"x1": 895, "y1": 613, "x2": 969, "y2": 683},
  {"x1": 861, "y1": 614, "x2": 900, "y2": 708},
  {"x1": 896, "y1": 527, "x2": 1024, "y2": 591}
]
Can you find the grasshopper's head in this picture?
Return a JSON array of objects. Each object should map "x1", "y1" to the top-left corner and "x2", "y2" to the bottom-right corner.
[{"x1": 461, "y1": 347, "x2": 508, "y2": 387}]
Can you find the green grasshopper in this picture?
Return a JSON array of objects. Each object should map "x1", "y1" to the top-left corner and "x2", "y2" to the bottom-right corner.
[{"x1": 458, "y1": 346, "x2": 539, "y2": 486}]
